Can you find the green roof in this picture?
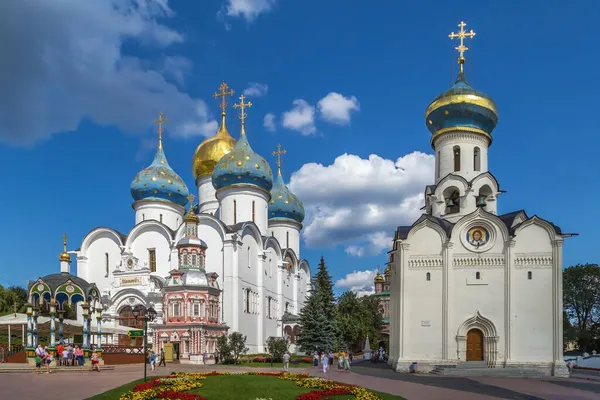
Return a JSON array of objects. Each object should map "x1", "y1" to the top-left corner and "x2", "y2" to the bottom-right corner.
[{"x1": 372, "y1": 290, "x2": 390, "y2": 297}]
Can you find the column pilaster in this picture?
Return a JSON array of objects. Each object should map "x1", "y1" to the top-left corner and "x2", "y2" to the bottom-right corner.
[
  {"x1": 504, "y1": 239, "x2": 516, "y2": 364},
  {"x1": 442, "y1": 241, "x2": 453, "y2": 360}
]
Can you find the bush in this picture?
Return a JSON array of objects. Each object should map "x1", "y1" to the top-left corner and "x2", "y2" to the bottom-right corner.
[
  {"x1": 266, "y1": 337, "x2": 289, "y2": 363},
  {"x1": 216, "y1": 332, "x2": 249, "y2": 364}
]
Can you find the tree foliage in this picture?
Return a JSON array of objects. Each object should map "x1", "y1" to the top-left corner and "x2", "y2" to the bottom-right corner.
[
  {"x1": 266, "y1": 336, "x2": 289, "y2": 362},
  {"x1": 0, "y1": 285, "x2": 28, "y2": 316},
  {"x1": 297, "y1": 257, "x2": 336, "y2": 354},
  {"x1": 563, "y1": 263, "x2": 600, "y2": 352},
  {"x1": 215, "y1": 331, "x2": 248, "y2": 364},
  {"x1": 335, "y1": 291, "x2": 383, "y2": 352}
]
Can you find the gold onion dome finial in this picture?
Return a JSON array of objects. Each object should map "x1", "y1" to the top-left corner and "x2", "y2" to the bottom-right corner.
[
  {"x1": 184, "y1": 194, "x2": 199, "y2": 223},
  {"x1": 384, "y1": 264, "x2": 391, "y2": 275},
  {"x1": 192, "y1": 81, "x2": 237, "y2": 180},
  {"x1": 374, "y1": 266, "x2": 384, "y2": 283},
  {"x1": 425, "y1": 21, "x2": 498, "y2": 147},
  {"x1": 59, "y1": 233, "x2": 71, "y2": 262}
]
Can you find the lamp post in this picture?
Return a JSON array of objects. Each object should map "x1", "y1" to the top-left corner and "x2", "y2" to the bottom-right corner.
[{"x1": 132, "y1": 305, "x2": 157, "y2": 382}]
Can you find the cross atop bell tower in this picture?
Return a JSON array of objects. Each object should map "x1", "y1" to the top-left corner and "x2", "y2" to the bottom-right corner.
[{"x1": 449, "y1": 21, "x2": 476, "y2": 72}]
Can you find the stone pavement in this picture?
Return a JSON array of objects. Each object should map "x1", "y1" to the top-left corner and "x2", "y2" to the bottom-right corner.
[{"x1": 0, "y1": 362, "x2": 599, "y2": 400}]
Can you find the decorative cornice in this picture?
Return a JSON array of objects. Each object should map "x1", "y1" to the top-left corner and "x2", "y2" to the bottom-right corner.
[
  {"x1": 514, "y1": 253, "x2": 552, "y2": 268},
  {"x1": 431, "y1": 127, "x2": 491, "y2": 147},
  {"x1": 432, "y1": 130, "x2": 490, "y2": 147},
  {"x1": 453, "y1": 256, "x2": 505, "y2": 268},
  {"x1": 408, "y1": 257, "x2": 443, "y2": 269}
]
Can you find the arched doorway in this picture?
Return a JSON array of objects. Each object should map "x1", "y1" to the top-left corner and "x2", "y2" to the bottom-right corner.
[
  {"x1": 466, "y1": 328, "x2": 484, "y2": 361},
  {"x1": 119, "y1": 306, "x2": 144, "y2": 346}
]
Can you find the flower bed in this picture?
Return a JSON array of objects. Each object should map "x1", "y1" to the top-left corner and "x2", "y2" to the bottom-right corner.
[{"x1": 119, "y1": 371, "x2": 383, "y2": 400}]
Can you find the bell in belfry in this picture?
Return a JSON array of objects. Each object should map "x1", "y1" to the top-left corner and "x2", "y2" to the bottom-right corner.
[{"x1": 476, "y1": 195, "x2": 487, "y2": 207}]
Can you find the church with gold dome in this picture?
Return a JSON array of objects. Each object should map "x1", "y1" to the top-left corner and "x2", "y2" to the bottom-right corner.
[
  {"x1": 73, "y1": 82, "x2": 310, "y2": 354},
  {"x1": 387, "y1": 22, "x2": 573, "y2": 377}
]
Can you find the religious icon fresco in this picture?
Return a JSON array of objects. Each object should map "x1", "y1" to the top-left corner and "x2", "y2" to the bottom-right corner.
[{"x1": 466, "y1": 226, "x2": 489, "y2": 247}]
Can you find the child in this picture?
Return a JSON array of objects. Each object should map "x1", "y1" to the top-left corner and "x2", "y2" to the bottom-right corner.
[
  {"x1": 149, "y1": 351, "x2": 156, "y2": 371},
  {"x1": 44, "y1": 349, "x2": 53, "y2": 374},
  {"x1": 90, "y1": 350, "x2": 100, "y2": 372}
]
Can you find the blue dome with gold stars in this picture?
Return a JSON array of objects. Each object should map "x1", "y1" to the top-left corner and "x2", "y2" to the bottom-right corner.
[
  {"x1": 130, "y1": 141, "x2": 189, "y2": 207},
  {"x1": 425, "y1": 71, "x2": 498, "y2": 145},
  {"x1": 269, "y1": 173, "x2": 304, "y2": 224},
  {"x1": 212, "y1": 131, "x2": 273, "y2": 193}
]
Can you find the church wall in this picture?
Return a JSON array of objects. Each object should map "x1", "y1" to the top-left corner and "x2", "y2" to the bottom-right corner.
[
  {"x1": 268, "y1": 221, "x2": 300, "y2": 257},
  {"x1": 403, "y1": 227, "x2": 444, "y2": 359},
  {"x1": 197, "y1": 176, "x2": 218, "y2": 215},
  {"x1": 79, "y1": 234, "x2": 122, "y2": 287},
  {"x1": 130, "y1": 228, "x2": 172, "y2": 277},
  {"x1": 262, "y1": 254, "x2": 279, "y2": 340},
  {"x1": 217, "y1": 188, "x2": 270, "y2": 234},
  {"x1": 511, "y1": 224, "x2": 554, "y2": 361},
  {"x1": 281, "y1": 267, "x2": 295, "y2": 317},
  {"x1": 196, "y1": 222, "x2": 225, "y2": 282},
  {"x1": 133, "y1": 201, "x2": 184, "y2": 232},
  {"x1": 435, "y1": 132, "x2": 489, "y2": 183},
  {"x1": 238, "y1": 232, "x2": 261, "y2": 350}
]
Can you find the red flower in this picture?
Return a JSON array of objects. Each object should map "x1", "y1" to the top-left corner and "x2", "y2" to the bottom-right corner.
[
  {"x1": 157, "y1": 390, "x2": 207, "y2": 400},
  {"x1": 133, "y1": 379, "x2": 162, "y2": 392},
  {"x1": 296, "y1": 388, "x2": 352, "y2": 400}
]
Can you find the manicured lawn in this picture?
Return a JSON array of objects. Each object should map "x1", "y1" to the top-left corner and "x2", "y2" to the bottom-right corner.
[
  {"x1": 234, "y1": 361, "x2": 308, "y2": 368},
  {"x1": 90, "y1": 373, "x2": 405, "y2": 400}
]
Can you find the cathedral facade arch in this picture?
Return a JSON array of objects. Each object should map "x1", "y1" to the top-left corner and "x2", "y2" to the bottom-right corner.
[
  {"x1": 282, "y1": 248, "x2": 299, "y2": 274},
  {"x1": 451, "y1": 208, "x2": 509, "y2": 253},
  {"x1": 456, "y1": 311, "x2": 499, "y2": 366},
  {"x1": 125, "y1": 220, "x2": 174, "y2": 249},
  {"x1": 111, "y1": 288, "x2": 148, "y2": 315},
  {"x1": 435, "y1": 174, "x2": 470, "y2": 198},
  {"x1": 238, "y1": 222, "x2": 264, "y2": 249},
  {"x1": 470, "y1": 171, "x2": 500, "y2": 194},
  {"x1": 80, "y1": 227, "x2": 125, "y2": 254},
  {"x1": 513, "y1": 216, "x2": 559, "y2": 242},
  {"x1": 407, "y1": 217, "x2": 449, "y2": 244}
]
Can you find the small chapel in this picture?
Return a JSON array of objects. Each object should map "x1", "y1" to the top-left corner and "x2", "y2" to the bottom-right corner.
[{"x1": 387, "y1": 22, "x2": 573, "y2": 377}]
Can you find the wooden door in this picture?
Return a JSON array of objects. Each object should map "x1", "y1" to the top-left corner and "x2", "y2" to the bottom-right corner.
[{"x1": 466, "y1": 329, "x2": 484, "y2": 361}]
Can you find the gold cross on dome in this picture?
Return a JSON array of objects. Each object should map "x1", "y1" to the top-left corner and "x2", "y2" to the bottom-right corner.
[
  {"x1": 272, "y1": 144, "x2": 287, "y2": 176},
  {"x1": 449, "y1": 21, "x2": 476, "y2": 72},
  {"x1": 153, "y1": 112, "x2": 168, "y2": 149},
  {"x1": 187, "y1": 193, "x2": 196, "y2": 206},
  {"x1": 233, "y1": 95, "x2": 252, "y2": 130},
  {"x1": 213, "y1": 81, "x2": 235, "y2": 114},
  {"x1": 63, "y1": 233, "x2": 68, "y2": 251}
]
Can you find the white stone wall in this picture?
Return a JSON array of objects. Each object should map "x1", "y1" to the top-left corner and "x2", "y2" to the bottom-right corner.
[
  {"x1": 197, "y1": 176, "x2": 218, "y2": 215},
  {"x1": 268, "y1": 220, "x2": 301, "y2": 257},
  {"x1": 133, "y1": 201, "x2": 185, "y2": 232},
  {"x1": 389, "y1": 209, "x2": 564, "y2": 374},
  {"x1": 216, "y1": 187, "x2": 270, "y2": 234},
  {"x1": 434, "y1": 132, "x2": 489, "y2": 182}
]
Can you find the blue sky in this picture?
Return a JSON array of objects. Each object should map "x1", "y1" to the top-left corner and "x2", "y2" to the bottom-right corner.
[{"x1": 1, "y1": 0, "x2": 598, "y2": 294}]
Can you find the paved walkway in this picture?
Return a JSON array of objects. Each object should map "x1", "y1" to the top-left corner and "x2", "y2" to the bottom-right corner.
[{"x1": 0, "y1": 363, "x2": 599, "y2": 399}]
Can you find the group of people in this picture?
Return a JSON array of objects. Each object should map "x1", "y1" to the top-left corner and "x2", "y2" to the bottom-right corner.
[
  {"x1": 147, "y1": 348, "x2": 167, "y2": 370},
  {"x1": 34, "y1": 343, "x2": 100, "y2": 373},
  {"x1": 312, "y1": 350, "x2": 352, "y2": 373}
]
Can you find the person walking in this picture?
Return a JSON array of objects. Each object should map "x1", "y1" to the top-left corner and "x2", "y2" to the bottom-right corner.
[
  {"x1": 149, "y1": 351, "x2": 156, "y2": 371},
  {"x1": 343, "y1": 351, "x2": 351, "y2": 372},
  {"x1": 203, "y1": 351, "x2": 208, "y2": 365},
  {"x1": 90, "y1": 350, "x2": 100, "y2": 372},
  {"x1": 321, "y1": 351, "x2": 328, "y2": 373},
  {"x1": 62, "y1": 345, "x2": 69, "y2": 366},
  {"x1": 337, "y1": 352, "x2": 344, "y2": 371},
  {"x1": 283, "y1": 351, "x2": 290, "y2": 372},
  {"x1": 44, "y1": 347, "x2": 53, "y2": 374},
  {"x1": 313, "y1": 351, "x2": 319, "y2": 369},
  {"x1": 56, "y1": 342, "x2": 64, "y2": 366},
  {"x1": 159, "y1": 348, "x2": 166, "y2": 367},
  {"x1": 34, "y1": 345, "x2": 45, "y2": 374},
  {"x1": 329, "y1": 351, "x2": 334, "y2": 367}
]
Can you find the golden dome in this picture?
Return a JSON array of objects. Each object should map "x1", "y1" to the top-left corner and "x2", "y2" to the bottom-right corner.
[
  {"x1": 384, "y1": 264, "x2": 391, "y2": 275},
  {"x1": 59, "y1": 233, "x2": 71, "y2": 263},
  {"x1": 374, "y1": 271, "x2": 384, "y2": 283},
  {"x1": 192, "y1": 113, "x2": 237, "y2": 180}
]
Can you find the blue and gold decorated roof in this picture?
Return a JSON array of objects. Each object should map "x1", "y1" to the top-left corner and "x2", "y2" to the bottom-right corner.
[
  {"x1": 425, "y1": 71, "x2": 498, "y2": 143},
  {"x1": 131, "y1": 113, "x2": 189, "y2": 207},
  {"x1": 212, "y1": 95, "x2": 273, "y2": 193},
  {"x1": 268, "y1": 145, "x2": 304, "y2": 224},
  {"x1": 425, "y1": 21, "x2": 498, "y2": 145},
  {"x1": 269, "y1": 173, "x2": 305, "y2": 224}
]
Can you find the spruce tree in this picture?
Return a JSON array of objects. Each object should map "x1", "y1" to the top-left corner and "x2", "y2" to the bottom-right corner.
[{"x1": 314, "y1": 256, "x2": 336, "y2": 322}]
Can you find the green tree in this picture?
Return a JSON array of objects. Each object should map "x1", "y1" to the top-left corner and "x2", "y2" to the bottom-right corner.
[
  {"x1": 314, "y1": 256, "x2": 336, "y2": 322},
  {"x1": 0, "y1": 285, "x2": 28, "y2": 316},
  {"x1": 336, "y1": 291, "x2": 383, "y2": 352},
  {"x1": 563, "y1": 263, "x2": 600, "y2": 352},
  {"x1": 215, "y1": 332, "x2": 248, "y2": 364},
  {"x1": 266, "y1": 336, "x2": 289, "y2": 362},
  {"x1": 297, "y1": 289, "x2": 335, "y2": 354},
  {"x1": 215, "y1": 334, "x2": 230, "y2": 363}
]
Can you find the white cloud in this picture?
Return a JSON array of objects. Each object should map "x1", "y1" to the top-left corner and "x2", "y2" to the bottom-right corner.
[
  {"x1": 224, "y1": 0, "x2": 277, "y2": 22},
  {"x1": 317, "y1": 92, "x2": 360, "y2": 125},
  {"x1": 243, "y1": 82, "x2": 269, "y2": 97},
  {"x1": 335, "y1": 270, "x2": 376, "y2": 297},
  {"x1": 289, "y1": 152, "x2": 434, "y2": 255},
  {"x1": 282, "y1": 99, "x2": 316, "y2": 135},
  {"x1": 0, "y1": 0, "x2": 217, "y2": 146},
  {"x1": 345, "y1": 245, "x2": 364, "y2": 257},
  {"x1": 264, "y1": 113, "x2": 276, "y2": 132}
]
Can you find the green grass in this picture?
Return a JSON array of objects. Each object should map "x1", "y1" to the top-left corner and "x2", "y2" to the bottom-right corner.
[
  {"x1": 89, "y1": 374, "x2": 406, "y2": 400},
  {"x1": 233, "y1": 361, "x2": 308, "y2": 368}
]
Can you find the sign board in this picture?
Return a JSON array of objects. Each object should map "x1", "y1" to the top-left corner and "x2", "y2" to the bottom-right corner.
[
  {"x1": 121, "y1": 277, "x2": 142, "y2": 286},
  {"x1": 421, "y1": 320, "x2": 431, "y2": 327},
  {"x1": 128, "y1": 330, "x2": 144, "y2": 338}
]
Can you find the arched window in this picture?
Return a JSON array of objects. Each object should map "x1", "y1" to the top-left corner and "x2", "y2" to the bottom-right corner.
[
  {"x1": 119, "y1": 306, "x2": 144, "y2": 329},
  {"x1": 247, "y1": 246, "x2": 250, "y2": 269},
  {"x1": 436, "y1": 151, "x2": 440, "y2": 179},
  {"x1": 476, "y1": 271, "x2": 481, "y2": 280},
  {"x1": 191, "y1": 253, "x2": 197, "y2": 266},
  {"x1": 286, "y1": 231, "x2": 290, "y2": 248},
  {"x1": 160, "y1": 214, "x2": 163, "y2": 223},
  {"x1": 252, "y1": 201, "x2": 256, "y2": 223},
  {"x1": 453, "y1": 146, "x2": 461, "y2": 172},
  {"x1": 233, "y1": 200, "x2": 237, "y2": 224},
  {"x1": 142, "y1": 213, "x2": 145, "y2": 221},
  {"x1": 527, "y1": 271, "x2": 532, "y2": 280},
  {"x1": 293, "y1": 326, "x2": 301, "y2": 344},
  {"x1": 426, "y1": 272, "x2": 431, "y2": 281},
  {"x1": 474, "y1": 147, "x2": 481, "y2": 171},
  {"x1": 105, "y1": 253, "x2": 109, "y2": 276}
]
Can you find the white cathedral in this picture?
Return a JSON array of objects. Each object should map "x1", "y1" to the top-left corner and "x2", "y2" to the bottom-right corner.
[
  {"x1": 73, "y1": 84, "x2": 311, "y2": 353},
  {"x1": 387, "y1": 22, "x2": 572, "y2": 377}
]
